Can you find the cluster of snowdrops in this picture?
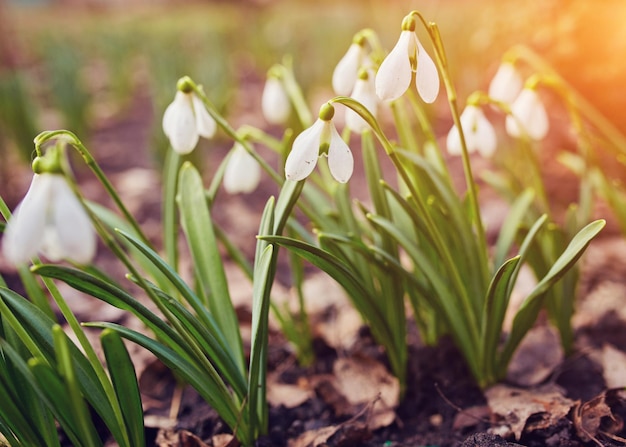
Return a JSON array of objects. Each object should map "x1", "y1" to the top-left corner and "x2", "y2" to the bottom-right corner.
[{"x1": 0, "y1": 10, "x2": 614, "y2": 447}]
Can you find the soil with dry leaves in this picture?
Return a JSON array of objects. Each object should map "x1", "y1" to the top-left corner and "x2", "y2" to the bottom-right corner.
[{"x1": 4, "y1": 91, "x2": 626, "y2": 447}]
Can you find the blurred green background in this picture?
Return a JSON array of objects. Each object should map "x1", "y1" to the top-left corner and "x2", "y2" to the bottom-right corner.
[{"x1": 1, "y1": 0, "x2": 625, "y2": 195}]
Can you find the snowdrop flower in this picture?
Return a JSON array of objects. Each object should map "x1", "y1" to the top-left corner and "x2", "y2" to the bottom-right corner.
[
  {"x1": 332, "y1": 36, "x2": 366, "y2": 96},
  {"x1": 488, "y1": 61, "x2": 523, "y2": 105},
  {"x1": 505, "y1": 88, "x2": 549, "y2": 141},
  {"x1": 262, "y1": 73, "x2": 291, "y2": 125},
  {"x1": 162, "y1": 87, "x2": 217, "y2": 154},
  {"x1": 3, "y1": 173, "x2": 96, "y2": 266},
  {"x1": 223, "y1": 143, "x2": 262, "y2": 194},
  {"x1": 285, "y1": 102, "x2": 354, "y2": 183},
  {"x1": 446, "y1": 105, "x2": 497, "y2": 158},
  {"x1": 345, "y1": 69, "x2": 378, "y2": 134},
  {"x1": 375, "y1": 13, "x2": 439, "y2": 103}
]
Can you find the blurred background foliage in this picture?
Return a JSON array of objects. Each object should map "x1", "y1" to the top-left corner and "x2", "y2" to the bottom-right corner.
[{"x1": 1, "y1": 0, "x2": 625, "y2": 192}]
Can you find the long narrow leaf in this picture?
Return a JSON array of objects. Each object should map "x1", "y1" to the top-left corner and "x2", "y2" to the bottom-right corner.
[
  {"x1": 498, "y1": 219, "x2": 605, "y2": 373},
  {"x1": 177, "y1": 162, "x2": 244, "y2": 372},
  {"x1": 101, "y1": 329, "x2": 144, "y2": 447}
]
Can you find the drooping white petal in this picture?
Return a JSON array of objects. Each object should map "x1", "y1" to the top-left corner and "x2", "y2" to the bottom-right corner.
[
  {"x1": 375, "y1": 30, "x2": 415, "y2": 102},
  {"x1": 446, "y1": 123, "x2": 464, "y2": 157},
  {"x1": 472, "y1": 109, "x2": 497, "y2": 158},
  {"x1": 332, "y1": 43, "x2": 364, "y2": 96},
  {"x1": 48, "y1": 175, "x2": 95, "y2": 264},
  {"x1": 262, "y1": 77, "x2": 291, "y2": 125},
  {"x1": 162, "y1": 91, "x2": 199, "y2": 154},
  {"x1": 2, "y1": 174, "x2": 51, "y2": 265},
  {"x1": 346, "y1": 73, "x2": 378, "y2": 134},
  {"x1": 326, "y1": 122, "x2": 354, "y2": 183},
  {"x1": 223, "y1": 144, "x2": 262, "y2": 194},
  {"x1": 415, "y1": 41, "x2": 440, "y2": 104},
  {"x1": 285, "y1": 119, "x2": 325, "y2": 181},
  {"x1": 505, "y1": 88, "x2": 549, "y2": 141},
  {"x1": 488, "y1": 62, "x2": 523, "y2": 105},
  {"x1": 446, "y1": 106, "x2": 496, "y2": 158},
  {"x1": 192, "y1": 94, "x2": 217, "y2": 139}
]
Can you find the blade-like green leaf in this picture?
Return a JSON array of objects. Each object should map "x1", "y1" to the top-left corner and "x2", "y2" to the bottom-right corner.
[
  {"x1": 261, "y1": 235, "x2": 395, "y2": 345},
  {"x1": 29, "y1": 358, "x2": 101, "y2": 447},
  {"x1": 499, "y1": 219, "x2": 605, "y2": 373},
  {"x1": 115, "y1": 228, "x2": 233, "y2": 357},
  {"x1": 101, "y1": 329, "x2": 144, "y2": 447},
  {"x1": 493, "y1": 188, "x2": 535, "y2": 269},
  {"x1": 85, "y1": 322, "x2": 246, "y2": 442},
  {"x1": 480, "y1": 255, "x2": 521, "y2": 383},
  {"x1": 52, "y1": 325, "x2": 104, "y2": 447},
  {"x1": 32, "y1": 265, "x2": 188, "y2": 355},
  {"x1": 177, "y1": 162, "x2": 244, "y2": 372},
  {"x1": 0, "y1": 288, "x2": 123, "y2": 444},
  {"x1": 248, "y1": 244, "x2": 275, "y2": 436}
]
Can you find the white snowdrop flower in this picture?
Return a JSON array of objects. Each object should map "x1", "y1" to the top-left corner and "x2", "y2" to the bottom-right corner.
[
  {"x1": 505, "y1": 88, "x2": 549, "y2": 141},
  {"x1": 262, "y1": 75, "x2": 291, "y2": 125},
  {"x1": 375, "y1": 15, "x2": 439, "y2": 103},
  {"x1": 332, "y1": 40, "x2": 366, "y2": 96},
  {"x1": 446, "y1": 105, "x2": 497, "y2": 158},
  {"x1": 223, "y1": 143, "x2": 262, "y2": 194},
  {"x1": 346, "y1": 69, "x2": 378, "y2": 134},
  {"x1": 3, "y1": 173, "x2": 96, "y2": 266},
  {"x1": 285, "y1": 103, "x2": 354, "y2": 183},
  {"x1": 162, "y1": 90, "x2": 216, "y2": 154},
  {"x1": 192, "y1": 94, "x2": 217, "y2": 139},
  {"x1": 488, "y1": 61, "x2": 523, "y2": 105}
]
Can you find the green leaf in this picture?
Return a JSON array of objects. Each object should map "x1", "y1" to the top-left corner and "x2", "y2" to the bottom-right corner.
[
  {"x1": 0, "y1": 288, "x2": 123, "y2": 444},
  {"x1": 32, "y1": 265, "x2": 188, "y2": 355},
  {"x1": 247, "y1": 244, "x2": 275, "y2": 436},
  {"x1": 177, "y1": 162, "x2": 244, "y2": 372},
  {"x1": 493, "y1": 188, "x2": 535, "y2": 269},
  {"x1": 115, "y1": 229, "x2": 233, "y2": 358},
  {"x1": 499, "y1": 219, "x2": 606, "y2": 373},
  {"x1": 261, "y1": 235, "x2": 395, "y2": 346},
  {"x1": 28, "y1": 358, "x2": 96, "y2": 447},
  {"x1": 101, "y1": 330, "x2": 144, "y2": 447},
  {"x1": 52, "y1": 325, "x2": 104, "y2": 447},
  {"x1": 480, "y1": 255, "x2": 521, "y2": 383},
  {"x1": 84, "y1": 322, "x2": 245, "y2": 443}
]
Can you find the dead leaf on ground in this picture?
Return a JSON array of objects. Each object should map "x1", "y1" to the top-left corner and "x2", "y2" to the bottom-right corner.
[
  {"x1": 573, "y1": 388, "x2": 626, "y2": 445},
  {"x1": 266, "y1": 375, "x2": 314, "y2": 408},
  {"x1": 309, "y1": 355, "x2": 398, "y2": 430},
  {"x1": 506, "y1": 325, "x2": 563, "y2": 387},
  {"x1": 601, "y1": 344, "x2": 626, "y2": 388},
  {"x1": 155, "y1": 428, "x2": 212, "y2": 447},
  {"x1": 485, "y1": 383, "x2": 575, "y2": 440},
  {"x1": 287, "y1": 425, "x2": 339, "y2": 447}
]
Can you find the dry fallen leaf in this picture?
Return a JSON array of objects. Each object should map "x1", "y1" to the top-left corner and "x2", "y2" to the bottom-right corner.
[
  {"x1": 506, "y1": 325, "x2": 563, "y2": 387},
  {"x1": 287, "y1": 425, "x2": 339, "y2": 447},
  {"x1": 573, "y1": 388, "x2": 626, "y2": 444},
  {"x1": 601, "y1": 344, "x2": 626, "y2": 388},
  {"x1": 485, "y1": 383, "x2": 575, "y2": 440},
  {"x1": 332, "y1": 355, "x2": 399, "y2": 429},
  {"x1": 266, "y1": 378, "x2": 314, "y2": 408},
  {"x1": 155, "y1": 429, "x2": 212, "y2": 447}
]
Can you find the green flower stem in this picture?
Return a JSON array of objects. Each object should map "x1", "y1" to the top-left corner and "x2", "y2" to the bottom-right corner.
[
  {"x1": 34, "y1": 130, "x2": 153, "y2": 250},
  {"x1": 185, "y1": 80, "x2": 284, "y2": 186},
  {"x1": 421, "y1": 19, "x2": 490, "y2": 290},
  {"x1": 163, "y1": 149, "x2": 181, "y2": 270},
  {"x1": 68, "y1": 182, "x2": 246, "y2": 424},
  {"x1": 277, "y1": 58, "x2": 314, "y2": 128},
  {"x1": 331, "y1": 97, "x2": 481, "y2": 359}
]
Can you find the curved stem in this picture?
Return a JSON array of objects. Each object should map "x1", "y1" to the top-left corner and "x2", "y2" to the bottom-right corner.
[{"x1": 35, "y1": 130, "x2": 153, "y2": 250}]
